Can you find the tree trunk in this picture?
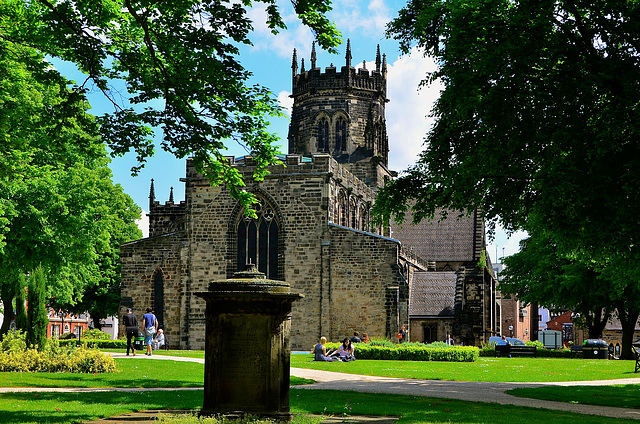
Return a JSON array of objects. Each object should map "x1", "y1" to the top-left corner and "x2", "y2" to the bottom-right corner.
[
  {"x1": 617, "y1": 305, "x2": 640, "y2": 360},
  {"x1": 586, "y1": 308, "x2": 610, "y2": 339}
]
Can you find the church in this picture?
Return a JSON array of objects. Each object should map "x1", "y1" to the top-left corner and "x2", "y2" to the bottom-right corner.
[{"x1": 119, "y1": 42, "x2": 500, "y2": 350}]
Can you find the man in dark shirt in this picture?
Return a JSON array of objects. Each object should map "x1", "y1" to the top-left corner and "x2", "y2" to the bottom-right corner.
[{"x1": 122, "y1": 308, "x2": 138, "y2": 356}]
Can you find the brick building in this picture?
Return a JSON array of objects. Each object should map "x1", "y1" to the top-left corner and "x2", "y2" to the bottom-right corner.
[{"x1": 119, "y1": 43, "x2": 499, "y2": 350}]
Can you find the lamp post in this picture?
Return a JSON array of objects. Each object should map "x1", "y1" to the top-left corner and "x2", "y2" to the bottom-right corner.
[{"x1": 509, "y1": 325, "x2": 514, "y2": 338}]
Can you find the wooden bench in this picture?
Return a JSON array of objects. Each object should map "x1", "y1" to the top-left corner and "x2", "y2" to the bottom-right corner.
[
  {"x1": 495, "y1": 345, "x2": 537, "y2": 357},
  {"x1": 633, "y1": 346, "x2": 640, "y2": 373}
]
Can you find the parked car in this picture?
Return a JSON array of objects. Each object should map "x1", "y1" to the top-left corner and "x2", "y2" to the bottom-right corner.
[{"x1": 488, "y1": 336, "x2": 525, "y2": 346}]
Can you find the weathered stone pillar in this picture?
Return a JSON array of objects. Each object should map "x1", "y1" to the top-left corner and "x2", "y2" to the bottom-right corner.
[{"x1": 197, "y1": 266, "x2": 303, "y2": 420}]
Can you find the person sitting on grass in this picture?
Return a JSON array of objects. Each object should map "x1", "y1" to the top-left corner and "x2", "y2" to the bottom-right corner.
[
  {"x1": 333, "y1": 337, "x2": 356, "y2": 362},
  {"x1": 313, "y1": 337, "x2": 337, "y2": 361}
]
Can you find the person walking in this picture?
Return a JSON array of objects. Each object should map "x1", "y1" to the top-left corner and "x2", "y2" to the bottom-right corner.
[
  {"x1": 121, "y1": 308, "x2": 138, "y2": 356},
  {"x1": 143, "y1": 307, "x2": 158, "y2": 356}
]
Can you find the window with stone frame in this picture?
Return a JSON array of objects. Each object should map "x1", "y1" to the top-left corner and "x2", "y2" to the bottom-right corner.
[
  {"x1": 350, "y1": 199, "x2": 357, "y2": 228},
  {"x1": 338, "y1": 192, "x2": 347, "y2": 227},
  {"x1": 237, "y1": 202, "x2": 279, "y2": 279},
  {"x1": 317, "y1": 117, "x2": 329, "y2": 152},
  {"x1": 359, "y1": 205, "x2": 368, "y2": 231},
  {"x1": 335, "y1": 117, "x2": 347, "y2": 152}
]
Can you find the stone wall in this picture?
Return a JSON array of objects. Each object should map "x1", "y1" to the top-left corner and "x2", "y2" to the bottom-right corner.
[{"x1": 120, "y1": 232, "x2": 187, "y2": 349}]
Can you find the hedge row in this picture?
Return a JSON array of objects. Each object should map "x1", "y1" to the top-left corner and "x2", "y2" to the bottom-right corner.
[
  {"x1": 326, "y1": 342, "x2": 479, "y2": 362},
  {"x1": 58, "y1": 339, "x2": 127, "y2": 349}
]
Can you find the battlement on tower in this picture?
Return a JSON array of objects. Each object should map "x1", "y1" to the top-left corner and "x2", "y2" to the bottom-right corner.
[
  {"x1": 148, "y1": 181, "x2": 186, "y2": 238},
  {"x1": 291, "y1": 39, "x2": 387, "y2": 97}
]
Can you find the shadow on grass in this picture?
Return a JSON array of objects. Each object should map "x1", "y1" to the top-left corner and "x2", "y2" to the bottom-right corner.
[
  {"x1": 0, "y1": 390, "x2": 203, "y2": 424},
  {"x1": 290, "y1": 389, "x2": 640, "y2": 424}
]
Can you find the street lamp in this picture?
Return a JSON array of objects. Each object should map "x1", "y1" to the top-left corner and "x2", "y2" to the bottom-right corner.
[{"x1": 508, "y1": 325, "x2": 513, "y2": 337}]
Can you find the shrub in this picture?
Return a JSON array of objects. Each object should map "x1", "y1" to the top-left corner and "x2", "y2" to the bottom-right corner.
[
  {"x1": 59, "y1": 332, "x2": 77, "y2": 340},
  {"x1": 525, "y1": 340, "x2": 544, "y2": 348},
  {"x1": 0, "y1": 332, "x2": 117, "y2": 373},
  {"x1": 58, "y1": 339, "x2": 127, "y2": 349},
  {"x1": 83, "y1": 329, "x2": 112, "y2": 340},
  {"x1": 1, "y1": 330, "x2": 27, "y2": 353},
  {"x1": 326, "y1": 342, "x2": 479, "y2": 362}
]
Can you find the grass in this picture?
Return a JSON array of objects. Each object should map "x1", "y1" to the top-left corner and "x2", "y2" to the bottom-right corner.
[
  {"x1": 2, "y1": 388, "x2": 639, "y2": 424},
  {"x1": 291, "y1": 353, "x2": 640, "y2": 382},
  {"x1": 507, "y1": 384, "x2": 640, "y2": 409},
  {"x1": 0, "y1": 358, "x2": 313, "y2": 388},
  {"x1": 0, "y1": 359, "x2": 204, "y2": 388},
  {"x1": 2, "y1": 352, "x2": 640, "y2": 423},
  {"x1": 0, "y1": 390, "x2": 202, "y2": 424},
  {"x1": 290, "y1": 389, "x2": 640, "y2": 424}
]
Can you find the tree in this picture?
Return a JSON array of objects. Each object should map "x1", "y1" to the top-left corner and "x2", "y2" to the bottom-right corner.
[
  {"x1": 0, "y1": 0, "x2": 341, "y2": 213},
  {"x1": 375, "y1": 0, "x2": 640, "y2": 357},
  {"x1": 0, "y1": 40, "x2": 142, "y2": 337},
  {"x1": 500, "y1": 224, "x2": 612, "y2": 339},
  {"x1": 27, "y1": 266, "x2": 48, "y2": 350},
  {"x1": 14, "y1": 273, "x2": 27, "y2": 331}
]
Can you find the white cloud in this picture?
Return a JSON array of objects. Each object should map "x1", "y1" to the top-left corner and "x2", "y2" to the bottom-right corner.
[
  {"x1": 385, "y1": 47, "x2": 442, "y2": 172},
  {"x1": 332, "y1": 0, "x2": 391, "y2": 34},
  {"x1": 278, "y1": 90, "x2": 293, "y2": 116},
  {"x1": 136, "y1": 211, "x2": 149, "y2": 239},
  {"x1": 247, "y1": 5, "x2": 314, "y2": 59}
]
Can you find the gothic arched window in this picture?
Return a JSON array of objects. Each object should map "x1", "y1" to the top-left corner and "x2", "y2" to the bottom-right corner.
[
  {"x1": 237, "y1": 203, "x2": 279, "y2": 279},
  {"x1": 335, "y1": 117, "x2": 347, "y2": 152},
  {"x1": 153, "y1": 270, "x2": 164, "y2": 328},
  {"x1": 317, "y1": 118, "x2": 329, "y2": 152},
  {"x1": 338, "y1": 193, "x2": 347, "y2": 227}
]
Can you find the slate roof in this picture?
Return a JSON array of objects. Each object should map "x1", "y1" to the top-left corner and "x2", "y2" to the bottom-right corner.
[
  {"x1": 390, "y1": 209, "x2": 477, "y2": 262},
  {"x1": 409, "y1": 271, "x2": 457, "y2": 317}
]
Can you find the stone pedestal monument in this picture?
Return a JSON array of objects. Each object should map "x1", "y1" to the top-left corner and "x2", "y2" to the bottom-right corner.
[{"x1": 197, "y1": 265, "x2": 303, "y2": 420}]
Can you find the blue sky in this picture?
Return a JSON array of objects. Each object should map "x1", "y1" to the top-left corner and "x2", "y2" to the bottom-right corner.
[{"x1": 55, "y1": 0, "x2": 525, "y2": 260}]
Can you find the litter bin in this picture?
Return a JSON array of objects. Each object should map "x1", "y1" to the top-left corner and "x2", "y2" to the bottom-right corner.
[
  {"x1": 583, "y1": 339, "x2": 608, "y2": 359},
  {"x1": 133, "y1": 335, "x2": 144, "y2": 351}
]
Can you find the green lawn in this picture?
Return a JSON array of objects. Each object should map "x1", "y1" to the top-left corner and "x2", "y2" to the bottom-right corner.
[
  {"x1": 2, "y1": 388, "x2": 639, "y2": 424},
  {"x1": 2, "y1": 352, "x2": 640, "y2": 423},
  {"x1": 291, "y1": 354, "x2": 640, "y2": 382},
  {"x1": 507, "y1": 384, "x2": 640, "y2": 409}
]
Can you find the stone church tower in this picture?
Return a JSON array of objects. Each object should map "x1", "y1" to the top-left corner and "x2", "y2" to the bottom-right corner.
[{"x1": 119, "y1": 42, "x2": 499, "y2": 350}]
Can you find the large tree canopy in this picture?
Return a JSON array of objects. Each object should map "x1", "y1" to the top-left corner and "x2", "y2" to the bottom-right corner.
[
  {"x1": 0, "y1": 39, "x2": 142, "y2": 336},
  {"x1": 0, "y1": 0, "x2": 341, "y2": 210},
  {"x1": 375, "y1": 0, "x2": 640, "y2": 356}
]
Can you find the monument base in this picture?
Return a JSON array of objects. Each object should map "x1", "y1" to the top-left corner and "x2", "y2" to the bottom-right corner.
[{"x1": 199, "y1": 410, "x2": 293, "y2": 421}]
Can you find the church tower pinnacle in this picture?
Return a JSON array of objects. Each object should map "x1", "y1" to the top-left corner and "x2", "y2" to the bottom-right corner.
[{"x1": 287, "y1": 42, "x2": 389, "y2": 172}]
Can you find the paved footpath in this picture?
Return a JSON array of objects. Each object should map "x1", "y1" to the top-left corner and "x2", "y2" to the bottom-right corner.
[{"x1": 2, "y1": 353, "x2": 640, "y2": 420}]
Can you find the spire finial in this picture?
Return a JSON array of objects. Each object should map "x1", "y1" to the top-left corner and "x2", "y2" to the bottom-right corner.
[
  {"x1": 382, "y1": 53, "x2": 387, "y2": 78},
  {"x1": 345, "y1": 38, "x2": 352, "y2": 68},
  {"x1": 169, "y1": 186, "x2": 174, "y2": 203},
  {"x1": 292, "y1": 48, "x2": 298, "y2": 77},
  {"x1": 149, "y1": 178, "x2": 156, "y2": 209},
  {"x1": 376, "y1": 45, "x2": 381, "y2": 72},
  {"x1": 311, "y1": 41, "x2": 317, "y2": 69},
  {"x1": 362, "y1": 60, "x2": 367, "y2": 70},
  {"x1": 301, "y1": 57, "x2": 306, "y2": 73}
]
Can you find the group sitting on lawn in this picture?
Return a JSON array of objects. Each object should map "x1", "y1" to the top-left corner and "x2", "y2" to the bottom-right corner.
[{"x1": 313, "y1": 337, "x2": 356, "y2": 362}]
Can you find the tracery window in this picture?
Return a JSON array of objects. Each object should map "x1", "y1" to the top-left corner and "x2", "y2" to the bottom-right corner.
[
  {"x1": 338, "y1": 193, "x2": 347, "y2": 227},
  {"x1": 317, "y1": 118, "x2": 329, "y2": 152},
  {"x1": 237, "y1": 202, "x2": 279, "y2": 279},
  {"x1": 335, "y1": 117, "x2": 347, "y2": 152}
]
